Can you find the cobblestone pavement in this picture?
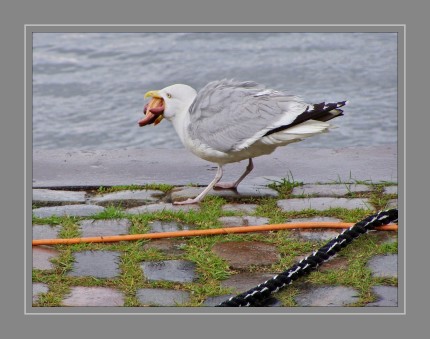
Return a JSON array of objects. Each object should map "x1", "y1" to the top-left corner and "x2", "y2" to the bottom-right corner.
[{"x1": 32, "y1": 181, "x2": 398, "y2": 308}]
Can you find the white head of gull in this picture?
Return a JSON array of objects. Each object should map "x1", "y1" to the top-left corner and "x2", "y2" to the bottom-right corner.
[{"x1": 139, "y1": 79, "x2": 347, "y2": 205}]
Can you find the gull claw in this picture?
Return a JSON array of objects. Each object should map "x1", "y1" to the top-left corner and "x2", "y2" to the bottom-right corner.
[{"x1": 213, "y1": 182, "x2": 238, "y2": 190}]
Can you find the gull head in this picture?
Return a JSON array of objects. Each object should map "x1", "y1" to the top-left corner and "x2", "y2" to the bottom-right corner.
[{"x1": 139, "y1": 84, "x2": 197, "y2": 126}]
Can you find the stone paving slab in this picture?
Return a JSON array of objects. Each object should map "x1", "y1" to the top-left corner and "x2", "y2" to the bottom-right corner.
[
  {"x1": 62, "y1": 286, "x2": 125, "y2": 306},
  {"x1": 366, "y1": 286, "x2": 398, "y2": 307},
  {"x1": 147, "y1": 221, "x2": 193, "y2": 233},
  {"x1": 367, "y1": 254, "x2": 398, "y2": 278},
  {"x1": 218, "y1": 216, "x2": 270, "y2": 227},
  {"x1": 33, "y1": 283, "x2": 49, "y2": 303},
  {"x1": 221, "y1": 203, "x2": 258, "y2": 214},
  {"x1": 90, "y1": 190, "x2": 164, "y2": 207},
  {"x1": 68, "y1": 251, "x2": 121, "y2": 278},
  {"x1": 32, "y1": 204, "x2": 105, "y2": 218},
  {"x1": 32, "y1": 146, "x2": 397, "y2": 187},
  {"x1": 317, "y1": 257, "x2": 350, "y2": 272},
  {"x1": 140, "y1": 260, "x2": 197, "y2": 283},
  {"x1": 33, "y1": 246, "x2": 60, "y2": 270},
  {"x1": 203, "y1": 294, "x2": 237, "y2": 306},
  {"x1": 79, "y1": 219, "x2": 130, "y2": 237},
  {"x1": 221, "y1": 272, "x2": 279, "y2": 293},
  {"x1": 212, "y1": 241, "x2": 280, "y2": 270},
  {"x1": 277, "y1": 197, "x2": 371, "y2": 212},
  {"x1": 136, "y1": 288, "x2": 191, "y2": 306},
  {"x1": 171, "y1": 185, "x2": 278, "y2": 203},
  {"x1": 33, "y1": 189, "x2": 86, "y2": 206},
  {"x1": 387, "y1": 199, "x2": 398, "y2": 209},
  {"x1": 288, "y1": 216, "x2": 343, "y2": 241},
  {"x1": 295, "y1": 286, "x2": 360, "y2": 306},
  {"x1": 384, "y1": 186, "x2": 398, "y2": 195},
  {"x1": 296, "y1": 229, "x2": 342, "y2": 242},
  {"x1": 126, "y1": 202, "x2": 200, "y2": 214},
  {"x1": 142, "y1": 239, "x2": 187, "y2": 256},
  {"x1": 203, "y1": 295, "x2": 282, "y2": 307},
  {"x1": 292, "y1": 184, "x2": 371, "y2": 197},
  {"x1": 32, "y1": 224, "x2": 60, "y2": 240},
  {"x1": 374, "y1": 232, "x2": 398, "y2": 245}
]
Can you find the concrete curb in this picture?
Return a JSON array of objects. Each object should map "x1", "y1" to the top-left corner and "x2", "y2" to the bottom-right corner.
[{"x1": 33, "y1": 145, "x2": 397, "y2": 187}]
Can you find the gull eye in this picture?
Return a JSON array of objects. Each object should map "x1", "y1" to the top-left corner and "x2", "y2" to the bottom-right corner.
[{"x1": 166, "y1": 93, "x2": 172, "y2": 99}]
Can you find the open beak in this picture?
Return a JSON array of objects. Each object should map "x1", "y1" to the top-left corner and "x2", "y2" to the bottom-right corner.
[{"x1": 138, "y1": 90, "x2": 165, "y2": 127}]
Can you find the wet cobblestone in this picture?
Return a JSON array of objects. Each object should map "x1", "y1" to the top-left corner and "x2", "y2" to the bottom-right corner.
[
  {"x1": 367, "y1": 254, "x2": 398, "y2": 278},
  {"x1": 32, "y1": 204, "x2": 105, "y2": 218},
  {"x1": 295, "y1": 286, "x2": 360, "y2": 306},
  {"x1": 212, "y1": 241, "x2": 280, "y2": 269},
  {"x1": 140, "y1": 260, "x2": 197, "y2": 283},
  {"x1": 292, "y1": 184, "x2": 371, "y2": 197},
  {"x1": 33, "y1": 189, "x2": 86, "y2": 206},
  {"x1": 277, "y1": 197, "x2": 371, "y2": 211},
  {"x1": 136, "y1": 288, "x2": 190, "y2": 306},
  {"x1": 68, "y1": 251, "x2": 121, "y2": 278},
  {"x1": 79, "y1": 219, "x2": 130, "y2": 237},
  {"x1": 62, "y1": 287, "x2": 125, "y2": 306},
  {"x1": 33, "y1": 246, "x2": 59, "y2": 270},
  {"x1": 33, "y1": 283, "x2": 49, "y2": 303},
  {"x1": 90, "y1": 189, "x2": 163, "y2": 208}
]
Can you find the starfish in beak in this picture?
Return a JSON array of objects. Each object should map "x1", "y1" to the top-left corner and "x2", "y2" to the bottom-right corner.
[{"x1": 138, "y1": 90, "x2": 165, "y2": 127}]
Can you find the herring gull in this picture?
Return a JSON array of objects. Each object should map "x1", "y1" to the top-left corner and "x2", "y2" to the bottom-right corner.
[{"x1": 139, "y1": 79, "x2": 347, "y2": 204}]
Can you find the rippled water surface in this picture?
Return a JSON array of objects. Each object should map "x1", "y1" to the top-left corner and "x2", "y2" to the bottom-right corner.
[{"x1": 32, "y1": 32, "x2": 397, "y2": 150}]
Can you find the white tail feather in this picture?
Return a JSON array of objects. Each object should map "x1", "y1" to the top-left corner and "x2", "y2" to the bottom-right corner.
[
  {"x1": 261, "y1": 120, "x2": 331, "y2": 146},
  {"x1": 282, "y1": 120, "x2": 330, "y2": 134}
]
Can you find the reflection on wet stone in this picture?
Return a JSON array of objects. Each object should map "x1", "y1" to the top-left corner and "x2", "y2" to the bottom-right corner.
[
  {"x1": 140, "y1": 260, "x2": 197, "y2": 283},
  {"x1": 148, "y1": 221, "x2": 193, "y2": 233},
  {"x1": 79, "y1": 219, "x2": 130, "y2": 237}
]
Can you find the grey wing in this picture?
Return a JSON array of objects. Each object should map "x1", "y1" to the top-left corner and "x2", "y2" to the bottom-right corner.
[{"x1": 187, "y1": 79, "x2": 308, "y2": 152}]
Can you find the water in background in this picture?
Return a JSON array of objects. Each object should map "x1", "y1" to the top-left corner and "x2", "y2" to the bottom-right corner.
[{"x1": 32, "y1": 32, "x2": 397, "y2": 150}]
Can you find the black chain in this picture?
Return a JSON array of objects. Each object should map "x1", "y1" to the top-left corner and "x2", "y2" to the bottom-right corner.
[{"x1": 216, "y1": 208, "x2": 398, "y2": 307}]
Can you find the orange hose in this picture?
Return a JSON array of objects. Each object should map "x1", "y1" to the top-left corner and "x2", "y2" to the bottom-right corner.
[{"x1": 32, "y1": 222, "x2": 397, "y2": 246}]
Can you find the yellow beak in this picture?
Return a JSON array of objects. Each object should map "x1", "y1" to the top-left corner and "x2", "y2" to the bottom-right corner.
[{"x1": 144, "y1": 90, "x2": 162, "y2": 99}]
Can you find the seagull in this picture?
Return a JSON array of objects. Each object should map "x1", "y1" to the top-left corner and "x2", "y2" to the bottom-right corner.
[{"x1": 139, "y1": 79, "x2": 347, "y2": 205}]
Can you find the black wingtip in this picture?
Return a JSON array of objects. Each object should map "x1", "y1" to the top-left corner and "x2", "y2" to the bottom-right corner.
[{"x1": 263, "y1": 100, "x2": 347, "y2": 137}]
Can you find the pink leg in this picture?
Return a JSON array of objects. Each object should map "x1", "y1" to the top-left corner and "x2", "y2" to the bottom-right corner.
[
  {"x1": 214, "y1": 158, "x2": 254, "y2": 190},
  {"x1": 174, "y1": 165, "x2": 224, "y2": 205}
]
